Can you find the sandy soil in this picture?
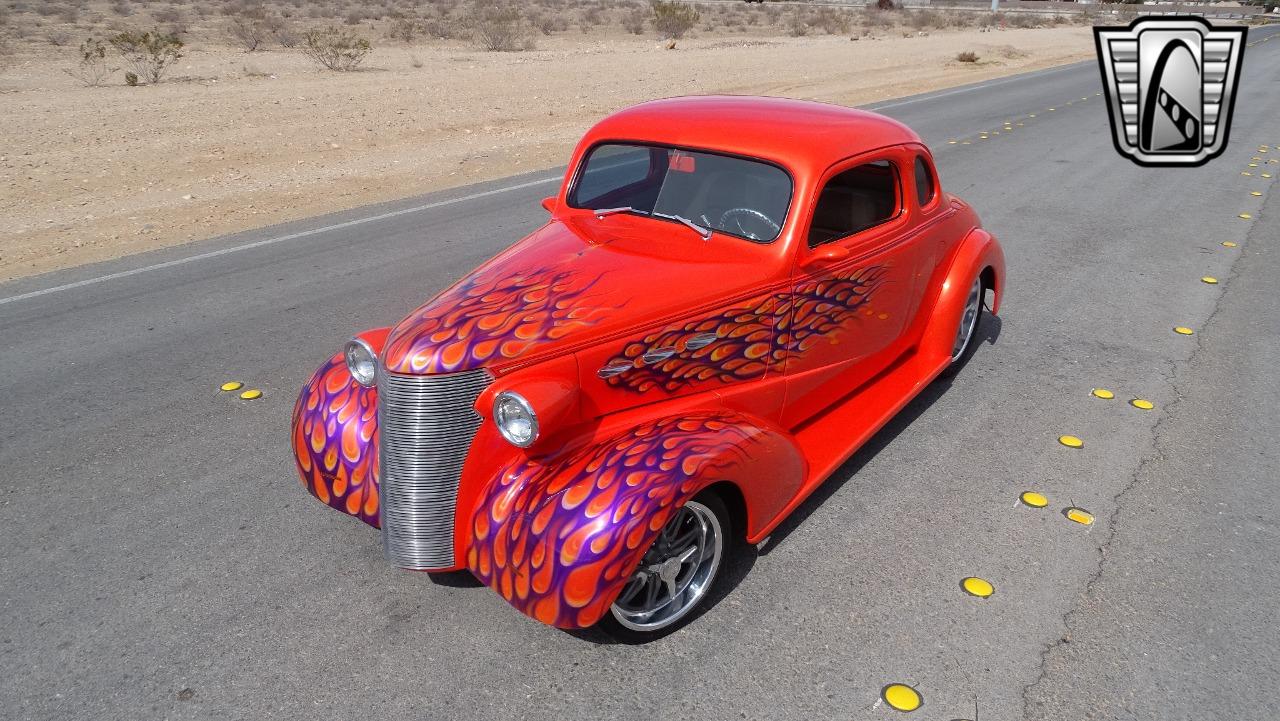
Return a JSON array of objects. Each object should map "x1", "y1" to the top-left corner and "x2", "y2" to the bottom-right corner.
[{"x1": 0, "y1": 26, "x2": 1094, "y2": 282}]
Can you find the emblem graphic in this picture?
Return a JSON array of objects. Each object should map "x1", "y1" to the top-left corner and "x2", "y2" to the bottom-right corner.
[{"x1": 1094, "y1": 16, "x2": 1246, "y2": 167}]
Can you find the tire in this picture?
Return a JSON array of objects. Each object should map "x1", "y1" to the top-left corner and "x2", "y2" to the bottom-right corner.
[
  {"x1": 938, "y1": 274, "x2": 985, "y2": 379},
  {"x1": 598, "y1": 491, "x2": 732, "y2": 642}
]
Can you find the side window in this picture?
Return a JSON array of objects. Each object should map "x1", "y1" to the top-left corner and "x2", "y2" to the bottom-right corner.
[
  {"x1": 913, "y1": 155, "x2": 936, "y2": 208},
  {"x1": 808, "y1": 160, "x2": 899, "y2": 247}
]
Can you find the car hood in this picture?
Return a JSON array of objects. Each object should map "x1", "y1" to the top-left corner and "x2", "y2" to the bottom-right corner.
[{"x1": 381, "y1": 215, "x2": 782, "y2": 375}]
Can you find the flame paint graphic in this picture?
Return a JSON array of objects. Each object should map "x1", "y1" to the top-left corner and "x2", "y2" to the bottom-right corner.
[
  {"x1": 291, "y1": 353, "x2": 381, "y2": 527},
  {"x1": 605, "y1": 265, "x2": 887, "y2": 393},
  {"x1": 383, "y1": 267, "x2": 614, "y2": 375},
  {"x1": 466, "y1": 414, "x2": 755, "y2": 629}
]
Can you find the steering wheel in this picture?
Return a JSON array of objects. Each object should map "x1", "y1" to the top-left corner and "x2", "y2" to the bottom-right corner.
[{"x1": 718, "y1": 208, "x2": 780, "y2": 240}]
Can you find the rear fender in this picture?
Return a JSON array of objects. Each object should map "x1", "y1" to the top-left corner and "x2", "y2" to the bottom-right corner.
[
  {"x1": 917, "y1": 228, "x2": 1005, "y2": 362},
  {"x1": 290, "y1": 328, "x2": 389, "y2": 527},
  {"x1": 465, "y1": 409, "x2": 801, "y2": 629}
]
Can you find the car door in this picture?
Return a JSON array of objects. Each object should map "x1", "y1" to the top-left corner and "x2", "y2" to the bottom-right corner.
[{"x1": 780, "y1": 146, "x2": 930, "y2": 428}]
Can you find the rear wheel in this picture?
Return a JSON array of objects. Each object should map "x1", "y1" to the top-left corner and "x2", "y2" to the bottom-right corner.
[
  {"x1": 600, "y1": 493, "x2": 730, "y2": 640},
  {"x1": 940, "y1": 275, "x2": 985, "y2": 378}
]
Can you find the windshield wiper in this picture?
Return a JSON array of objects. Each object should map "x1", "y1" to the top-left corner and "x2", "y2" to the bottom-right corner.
[
  {"x1": 592, "y1": 206, "x2": 637, "y2": 219},
  {"x1": 652, "y1": 211, "x2": 712, "y2": 241}
]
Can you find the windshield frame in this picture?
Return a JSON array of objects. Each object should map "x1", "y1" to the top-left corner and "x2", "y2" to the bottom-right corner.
[{"x1": 565, "y1": 140, "x2": 795, "y2": 245}]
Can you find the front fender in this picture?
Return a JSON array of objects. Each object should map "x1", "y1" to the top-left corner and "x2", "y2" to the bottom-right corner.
[
  {"x1": 465, "y1": 410, "x2": 798, "y2": 629},
  {"x1": 290, "y1": 329, "x2": 389, "y2": 528}
]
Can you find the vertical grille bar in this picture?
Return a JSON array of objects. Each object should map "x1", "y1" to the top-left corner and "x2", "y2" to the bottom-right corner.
[{"x1": 377, "y1": 368, "x2": 492, "y2": 570}]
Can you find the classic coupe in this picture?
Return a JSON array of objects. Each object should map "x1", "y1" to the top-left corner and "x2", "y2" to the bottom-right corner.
[{"x1": 292, "y1": 96, "x2": 1005, "y2": 639}]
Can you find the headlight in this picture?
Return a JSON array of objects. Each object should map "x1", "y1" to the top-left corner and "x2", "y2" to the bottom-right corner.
[
  {"x1": 493, "y1": 391, "x2": 538, "y2": 448},
  {"x1": 344, "y1": 338, "x2": 378, "y2": 388}
]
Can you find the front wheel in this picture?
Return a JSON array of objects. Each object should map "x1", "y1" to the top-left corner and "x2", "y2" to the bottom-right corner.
[{"x1": 600, "y1": 493, "x2": 731, "y2": 640}]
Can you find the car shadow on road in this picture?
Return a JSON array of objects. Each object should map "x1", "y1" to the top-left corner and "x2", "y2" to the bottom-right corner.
[{"x1": 757, "y1": 312, "x2": 1002, "y2": 556}]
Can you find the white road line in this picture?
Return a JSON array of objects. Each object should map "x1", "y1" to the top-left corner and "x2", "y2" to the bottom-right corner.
[
  {"x1": 868, "y1": 63, "x2": 1087, "y2": 111},
  {"x1": 0, "y1": 174, "x2": 561, "y2": 307}
]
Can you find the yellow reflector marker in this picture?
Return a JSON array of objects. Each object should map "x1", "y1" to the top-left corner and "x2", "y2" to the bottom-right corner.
[
  {"x1": 881, "y1": 684, "x2": 922, "y2": 712},
  {"x1": 240, "y1": 389, "x2": 263, "y2": 400},
  {"x1": 962, "y1": 140, "x2": 971, "y2": 144},
  {"x1": 1249, "y1": 163, "x2": 1259, "y2": 167},
  {"x1": 1065, "y1": 507, "x2": 1095, "y2": 526},
  {"x1": 1029, "y1": 113, "x2": 1037, "y2": 117},
  {"x1": 948, "y1": 140, "x2": 957, "y2": 144},
  {"x1": 1240, "y1": 213, "x2": 1253, "y2": 219},
  {"x1": 1201, "y1": 276, "x2": 1219, "y2": 284},
  {"x1": 220, "y1": 381, "x2": 243, "y2": 392},
  {"x1": 1222, "y1": 241, "x2": 1238, "y2": 247},
  {"x1": 1091, "y1": 388, "x2": 1115, "y2": 399},
  {"x1": 1242, "y1": 172, "x2": 1252, "y2": 176},
  {"x1": 1264, "y1": 174, "x2": 1274, "y2": 179},
  {"x1": 1174, "y1": 326, "x2": 1194, "y2": 335},
  {"x1": 1058, "y1": 435, "x2": 1084, "y2": 449},
  {"x1": 962, "y1": 577, "x2": 995, "y2": 598},
  {"x1": 1130, "y1": 398, "x2": 1155, "y2": 410},
  {"x1": 1021, "y1": 491, "x2": 1049, "y2": 508},
  {"x1": 1251, "y1": 192, "x2": 1263, "y2": 197}
]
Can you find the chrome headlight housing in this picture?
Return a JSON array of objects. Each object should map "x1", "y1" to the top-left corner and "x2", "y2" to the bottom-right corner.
[
  {"x1": 344, "y1": 338, "x2": 378, "y2": 388},
  {"x1": 493, "y1": 391, "x2": 538, "y2": 448}
]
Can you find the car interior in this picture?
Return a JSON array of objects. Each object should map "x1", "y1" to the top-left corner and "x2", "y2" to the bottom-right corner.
[{"x1": 808, "y1": 160, "x2": 899, "y2": 247}]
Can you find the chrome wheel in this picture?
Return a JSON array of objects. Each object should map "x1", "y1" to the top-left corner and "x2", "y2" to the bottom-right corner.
[
  {"x1": 610, "y1": 500, "x2": 723, "y2": 632},
  {"x1": 951, "y1": 277, "x2": 983, "y2": 360}
]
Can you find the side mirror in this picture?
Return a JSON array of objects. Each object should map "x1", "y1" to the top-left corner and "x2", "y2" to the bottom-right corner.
[
  {"x1": 540, "y1": 196, "x2": 556, "y2": 213},
  {"x1": 803, "y1": 244, "x2": 850, "y2": 268}
]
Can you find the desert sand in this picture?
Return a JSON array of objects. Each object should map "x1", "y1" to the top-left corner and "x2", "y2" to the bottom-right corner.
[{"x1": 0, "y1": 26, "x2": 1094, "y2": 282}]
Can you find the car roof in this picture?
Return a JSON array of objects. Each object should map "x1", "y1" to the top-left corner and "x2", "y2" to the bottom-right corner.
[{"x1": 582, "y1": 96, "x2": 923, "y2": 171}]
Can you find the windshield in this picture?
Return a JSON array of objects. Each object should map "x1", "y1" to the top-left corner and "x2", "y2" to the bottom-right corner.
[{"x1": 567, "y1": 143, "x2": 792, "y2": 242}]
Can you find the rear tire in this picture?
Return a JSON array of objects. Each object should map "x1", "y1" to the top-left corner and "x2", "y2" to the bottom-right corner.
[
  {"x1": 598, "y1": 491, "x2": 732, "y2": 642},
  {"x1": 939, "y1": 275, "x2": 985, "y2": 379}
]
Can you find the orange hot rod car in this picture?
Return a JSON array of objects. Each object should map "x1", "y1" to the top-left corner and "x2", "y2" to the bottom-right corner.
[{"x1": 292, "y1": 96, "x2": 1004, "y2": 639}]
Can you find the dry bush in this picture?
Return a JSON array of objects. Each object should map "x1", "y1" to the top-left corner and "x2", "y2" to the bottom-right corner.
[
  {"x1": 47, "y1": 29, "x2": 73, "y2": 46},
  {"x1": 386, "y1": 16, "x2": 421, "y2": 42},
  {"x1": 1006, "y1": 13, "x2": 1041, "y2": 28},
  {"x1": 300, "y1": 25, "x2": 371, "y2": 70},
  {"x1": 227, "y1": 11, "x2": 269, "y2": 51},
  {"x1": 622, "y1": 8, "x2": 645, "y2": 34},
  {"x1": 787, "y1": 12, "x2": 808, "y2": 37},
  {"x1": 876, "y1": 0, "x2": 898, "y2": 9},
  {"x1": 465, "y1": 2, "x2": 530, "y2": 52},
  {"x1": 423, "y1": 15, "x2": 459, "y2": 39},
  {"x1": 109, "y1": 1, "x2": 132, "y2": 17},
  {"x1": 860, "y1": 7, "x2": 896, "y2": 30},
  {"x1": 108, "y1": 27, "x2": 183, "y2": 84},
  {"x1": 651, "y1": 0, "x2": 697, "y2": 39},
  {"x1": 956, "y1": 50, "x2": 979, "y2": 63},
  {"x1": 907, "y1": 10, "x2": 940, "y2": 30},
  {"x1": 530, "y1": 12, "x2": 568, "y2": 35},
  {"x1": 271, "y1": 17, "x2": 299, "y2": 47},
  {"x1": 810, "y1": 7, "x2": 849, "y2": 34},
  {"x1": 153, "y1": 7, "x2": 183, "y2": 25}
]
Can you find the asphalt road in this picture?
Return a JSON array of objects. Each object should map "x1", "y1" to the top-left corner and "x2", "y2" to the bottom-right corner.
[{"x1": 3, "y1": 26, "x2": 1279, "y2": 721}]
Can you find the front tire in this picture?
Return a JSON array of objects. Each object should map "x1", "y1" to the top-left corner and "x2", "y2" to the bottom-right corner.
[{"x1": 599, "y1": 492, "x2": 731, "y2": 641}]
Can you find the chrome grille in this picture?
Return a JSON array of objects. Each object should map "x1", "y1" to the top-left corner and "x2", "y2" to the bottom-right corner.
[{"x1": 377, "y1": 368, "x2": 492, "y2": 570}]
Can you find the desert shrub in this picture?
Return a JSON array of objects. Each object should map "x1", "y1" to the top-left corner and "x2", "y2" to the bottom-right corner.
[
  {"x1": 956, "y1": 50, "x2": 979, "y2": 63},
  {"x1": 466, "y1": 2, "x2": 529, "y2": 52},
  {"x1": 124, "y1": 71, "x2": 138, "y2": 85},
  {"x1": 57, "y1": 4, "x2": 81, "y2": 24},
  {"x1": 907, "y1": 10, "x2": 939, "y2": 29},
  {"x1": 622, "y1": 8, "x2": 645, "y2": 34},
  {"x1": 153, "y1": 7, "x2": 183, "y2": 24},
  {"x1": 110, "y1": 1, "x2": 132, "y2": 17},
  {"x1": 300, "y1": 26, "x2": 370, "y2": 70},
  {"x1": 810, "y1": 7, "x2": 849, "y2": 34},
  {"x1": 65, "y1": 37, "x2": 117, "y2": 86},
  {"x1": 787, "y1": 12, "x2": 808, "y2": 37},
  {"x1": 876, "y1": 0, "x2": 897, "y2": 10},
  {"x1": 861, "y1": 6, "x2": 896, "y2": 29},
  {"x1": 423, "y1": 16, "x2": 459, "y2": 39},
  {"x1": 1007, "y1": 13, "x2": 1040, "y2": 28},
  {"x1": 271, "y1": 17, "x2": 299, "y2": 47},
  {"x1": 227, "y1": 10, "x2": 269, "y2": 51},
  {"x1": 47, "y1": 30, "x2": 72, "y2": 46},
  {"x1": 386, "y1": 16, "x2": 421, "y2": 42},
  {"x1": 530, "y1": 12, "x2": 567, "y2": 35},
  {"x1": 651, "y1": 0, "x2": 697, "y2": 39},
  {"x1": 108, "y1": 28, "x2": 183, "y2": 84}
]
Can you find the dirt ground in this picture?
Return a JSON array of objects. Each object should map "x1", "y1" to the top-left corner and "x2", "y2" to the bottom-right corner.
[{"x1": 0, "y1": 26, "x2": 1094, "y2": 282}]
